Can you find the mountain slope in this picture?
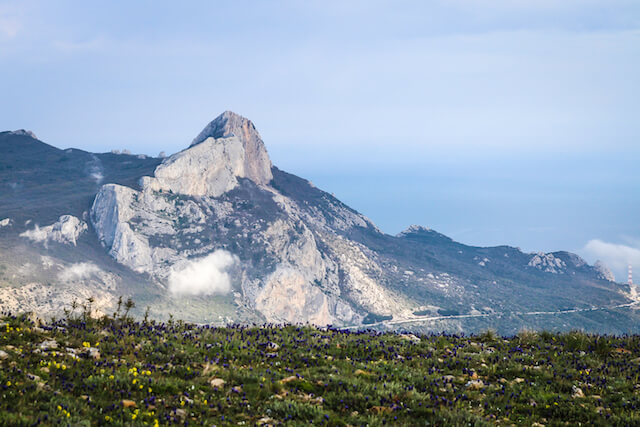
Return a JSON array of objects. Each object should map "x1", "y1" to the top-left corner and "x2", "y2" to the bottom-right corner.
[{"x1": 0, "y1": 116, "x2": 637, "y2": 334}]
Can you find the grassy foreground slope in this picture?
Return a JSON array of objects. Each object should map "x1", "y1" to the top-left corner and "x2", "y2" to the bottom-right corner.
[{"x1": 1, "y1": 309, "x2": 640, "y2": 426}]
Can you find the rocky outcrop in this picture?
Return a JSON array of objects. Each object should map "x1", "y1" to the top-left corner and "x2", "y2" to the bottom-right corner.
[
  {"x1": 146, "y1": 136, "x2": 248, "y2": 197},
  {"x1": 397, "y1": 225, "x2": 431, "y2": 236},
  {"x1": 20, "y1": 215, "x2": 87, "y2": 246},
  {"x1": 256, "y1": 266, "x2": 332, "y2": 324},
  {"x1": 528, "y1": 252, "x2": 567, "y2": 273},
  {"x1": 9, "y1": 129, "x2": 38, "y2": 139},
  {"x1": 144, "y1": 111, "x2": 273, "y2": 198},
  {"x1": 91, "y1": 184, "x2": 153, "y2": 273},
  {"x1": 190, "y1": 111, "x2": 272, "y2": 186}
]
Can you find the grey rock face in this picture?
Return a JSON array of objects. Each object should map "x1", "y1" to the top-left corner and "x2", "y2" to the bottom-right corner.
[
  {"x1": 528, "y1": 252, "x2": 566, "y2": 273},
  {"x1": 143, "y1": 113, "x2": 272, "y2": 198},
  {"x1": 91, "y1": 184, "x2": 158, "y2": 273},
  {"x1": 190, "y1": 111, "x2": 272, "y2": 186},
  {"x1": 396, "y1": 224, "x2": 431, "y2": 237},
  {"x1": 147, "y1": 136, "x2": 248, "y2": 197}
]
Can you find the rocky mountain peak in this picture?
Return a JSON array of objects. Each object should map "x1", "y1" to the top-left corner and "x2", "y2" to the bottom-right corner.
[
  {"x1": 191, "y1": 111, "x2": 257, "y2": 147},
  {"x1": 143, "y1": 111, "x2": 273, "y2": 198},
  {"x1": 9, "y1": 129, "x2": 38, "y2": 140},
  {"x1": 192, "y1": 111, "x2": 272, "y2": 186}
]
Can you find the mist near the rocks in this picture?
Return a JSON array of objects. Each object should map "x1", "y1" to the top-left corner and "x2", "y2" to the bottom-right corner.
[
  {"x1": 58, "y1": 262, "x2": 101, "y2": 282},
  {"x1": 583, "y1": 239, "x2": 640, "y2": 282},
  {"x1": 168, "y1": 250, "x2": 236, "y2": 296}
]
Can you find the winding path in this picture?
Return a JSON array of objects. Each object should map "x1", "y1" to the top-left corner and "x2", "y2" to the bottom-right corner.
[{"x1": 344, "y1": 299, "x2": 640, "y2": 330}]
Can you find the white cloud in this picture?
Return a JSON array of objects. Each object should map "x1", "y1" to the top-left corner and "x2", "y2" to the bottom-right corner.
[
  {"x1": 168, "y1": 250, "x2": 236, "y2": 296},
  {"x1": 583, "y1": 239, "x2": 640, "y2": 282},
  {"x1": 20, "y1": 224, "x2": 49, "y2": 243},
  {"x1": 58, "y1": 262, "x2": 101, "y2": 282},
  {"x1": 87, "y1": 154, "x2": 104, "y2": 184}
]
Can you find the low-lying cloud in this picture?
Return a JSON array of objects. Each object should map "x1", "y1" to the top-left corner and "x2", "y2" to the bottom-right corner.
[
  {"x1": 583, "y1": 239, "x2": 640, "y2": 282},
  {"x1": 168, "y1": 250, "x2": 236, "y2": 296},
  {"x1": 86, "y1": 154, "x2": 105, "y2": 184},
  {"x1": 20, "y1": 225, "x2": 48, "y2": 243},
  {"x1": 58, "y1": 262, "x2": 101, "y2": 282}
]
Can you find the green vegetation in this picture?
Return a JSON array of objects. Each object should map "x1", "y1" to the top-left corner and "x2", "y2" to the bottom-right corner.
[
  {"x1": 361, "y1": 313, "x2": 393, "y2": 325},
  {"x1": 1, "y1": 304, "x2": 640, "y2": 426}
]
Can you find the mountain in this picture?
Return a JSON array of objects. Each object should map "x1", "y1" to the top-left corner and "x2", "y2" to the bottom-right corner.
[{"x1": 0, "y1": 115, "x2": 638, "y2": 334}]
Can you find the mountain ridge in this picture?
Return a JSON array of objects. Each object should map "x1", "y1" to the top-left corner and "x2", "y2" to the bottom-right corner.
[{"x1": 0, "y1": 112, "x2": 637, "y2": 334}]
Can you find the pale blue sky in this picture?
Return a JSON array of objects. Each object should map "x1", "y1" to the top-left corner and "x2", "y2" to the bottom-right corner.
[{"x1": 1, "y1": 1, "x2": 639, "y2": 280}]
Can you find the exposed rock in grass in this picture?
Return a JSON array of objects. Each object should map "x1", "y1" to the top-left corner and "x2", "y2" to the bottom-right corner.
[
  {"x1": 466, "y1": 379, "x2": 485, "y2": 390},
  {"x1": 210, "y1": 378, "x2": 226, "y2": 388},
  {"x1": 39, "y1": 340, "x2": 58, "y2": 351}
]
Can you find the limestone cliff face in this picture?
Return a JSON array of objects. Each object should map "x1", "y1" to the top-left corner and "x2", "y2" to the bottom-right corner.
[
  {"x1": 190, "y1": 110, "x2": 273, "y2": 186},
  {"x1": 91, "y1": 184, "x2": 153, "y2": 273},
  {"x1": 146, "y1": 111, "x2": 273, "y2": 198}
]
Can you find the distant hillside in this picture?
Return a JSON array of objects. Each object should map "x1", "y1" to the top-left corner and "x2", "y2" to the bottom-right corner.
[{"x1": 0, "y1": 113, "x2": 638, "y2": 334}]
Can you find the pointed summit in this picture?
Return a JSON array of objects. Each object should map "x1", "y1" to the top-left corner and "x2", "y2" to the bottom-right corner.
[
  {"x1": 145, "y1": 111, "x2": 273, "y2": 198},
  {"x1": 191, "y1": 111, "x2": 273, "y2": 186},
  {"x1": 191, "y1": 111, "x2": 257, "y2": 147}
]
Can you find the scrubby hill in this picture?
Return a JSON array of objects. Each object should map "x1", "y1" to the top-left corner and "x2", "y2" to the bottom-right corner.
[{"x1": 1, "y1": 311, "x2": 640, "y2": 425}]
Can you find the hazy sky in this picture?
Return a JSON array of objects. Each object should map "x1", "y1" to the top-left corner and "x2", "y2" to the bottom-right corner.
[{"x1": 1, "y1": 1, "x2": 639, "y2": 280}]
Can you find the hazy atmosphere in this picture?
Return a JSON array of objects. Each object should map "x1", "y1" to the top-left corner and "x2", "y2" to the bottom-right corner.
[{"x1": 1, "y1": 0, "x2": 639, "y2": 281}]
